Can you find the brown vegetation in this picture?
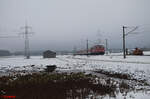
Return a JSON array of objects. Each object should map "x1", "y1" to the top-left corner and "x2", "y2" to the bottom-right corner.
[{"x1": 0, "y1": 72, "x2": 118, "y2": 99}]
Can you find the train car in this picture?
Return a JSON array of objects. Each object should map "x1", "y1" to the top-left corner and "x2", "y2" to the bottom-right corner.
[
  {"x1": 129, "y1": 48, "x2": 143, "y2": 55},
  {"x1": 90, "y1": 45, "x2": 105, "y2": 55},
  {"x1": 76, "y1": 50, "x2": 87, "y2": 55},
  {"x1": 75, "y1": 45, "x2": 105, "y2": 55}
]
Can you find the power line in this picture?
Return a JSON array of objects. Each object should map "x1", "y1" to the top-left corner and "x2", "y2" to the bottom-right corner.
[
  {"x1": 125, "y1": 26, "x2": 138, "y2": 36},
  {"x1": 0, "y1": 36, "x2": 19, "y2": 38}
]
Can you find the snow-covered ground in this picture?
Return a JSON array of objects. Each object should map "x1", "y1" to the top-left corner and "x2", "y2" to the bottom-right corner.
[
  {"x1": 0, "y1": 53, "x2": 150, "y2": 99},
  {"x1": 0, "y1": 54, "x2": 150, "y2": 82},
  {"x1": 143, "y1": 51, "x2": 150, "y2": 55}
]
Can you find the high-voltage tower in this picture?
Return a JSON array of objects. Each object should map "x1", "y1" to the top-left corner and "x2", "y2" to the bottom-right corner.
[{"x1": 20, "y1": 23, "x2": 33, "y2": 59}]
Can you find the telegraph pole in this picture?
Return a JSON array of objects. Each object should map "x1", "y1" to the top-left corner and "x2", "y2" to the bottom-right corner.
[{"x1": 123, "y1": 26, "x2": 126, "y2": 59}]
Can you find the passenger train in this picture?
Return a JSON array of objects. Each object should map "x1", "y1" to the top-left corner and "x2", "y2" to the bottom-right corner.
[{"x1": 75, "y1": 45, "x2": 105, "y2": 55}]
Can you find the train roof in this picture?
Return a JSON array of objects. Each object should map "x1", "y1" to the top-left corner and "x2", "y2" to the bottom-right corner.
[{"x1": 92, "y1": 45, "x2": 104, "y2": 47}]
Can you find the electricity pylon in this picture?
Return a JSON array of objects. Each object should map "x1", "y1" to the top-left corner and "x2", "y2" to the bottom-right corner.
[{"x1": 20, "y1": 22, "x2": 34, "y2": 59}]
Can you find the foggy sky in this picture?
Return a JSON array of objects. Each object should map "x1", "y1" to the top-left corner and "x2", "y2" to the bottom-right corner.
[{"x1": 0, "y1": 0, "x2": 150, "y2": 52}]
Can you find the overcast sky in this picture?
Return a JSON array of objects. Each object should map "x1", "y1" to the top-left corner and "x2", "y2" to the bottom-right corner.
[{"x1": 0, "y1": 0, "x2": 150, "y2": 52}]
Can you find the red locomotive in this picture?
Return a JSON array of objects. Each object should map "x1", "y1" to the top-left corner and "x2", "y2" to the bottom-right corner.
[{"x1": 76, "y1": 45, "x2": 105, "y2": 55}]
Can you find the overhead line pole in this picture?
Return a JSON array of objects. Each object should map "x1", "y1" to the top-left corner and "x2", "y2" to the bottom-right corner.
[
  {"x1": 105, "y1": 39, "x2": 108, "y2": 55},
  {"x1": 73, "y1": 46, "x2": 76, "y2": 56},
  {"x1": 86, "y1": 39, "x2": 89, "y2": 57},
  {"x1": 123, "y1": 26, "x2": 126, "y2": 59},
  {"x1": 122, "y1": 26, "x2": 138, "y2": 59}
]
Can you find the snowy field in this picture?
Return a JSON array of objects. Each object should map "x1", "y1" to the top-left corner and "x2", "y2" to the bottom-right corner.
[
  {"x1": 0, "y1": 52, "x2": 150, "y2": 99},
  {"x1": 0, "y1": 54, "x2": 150, "y2": 81}
]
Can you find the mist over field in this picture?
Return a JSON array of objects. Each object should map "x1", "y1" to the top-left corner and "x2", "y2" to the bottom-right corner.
[{"x1": 0, "y1": 0, "x2": 150, "y2": 52}]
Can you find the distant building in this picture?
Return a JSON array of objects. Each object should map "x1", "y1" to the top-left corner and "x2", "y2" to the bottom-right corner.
[{"x1": 43, "y1": 50, "x2": 56, "y2": 58}]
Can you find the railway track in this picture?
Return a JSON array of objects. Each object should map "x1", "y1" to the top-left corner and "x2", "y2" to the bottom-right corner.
[{"x1": 70, "y1": 57, "x2": 150, "y2": 65}]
